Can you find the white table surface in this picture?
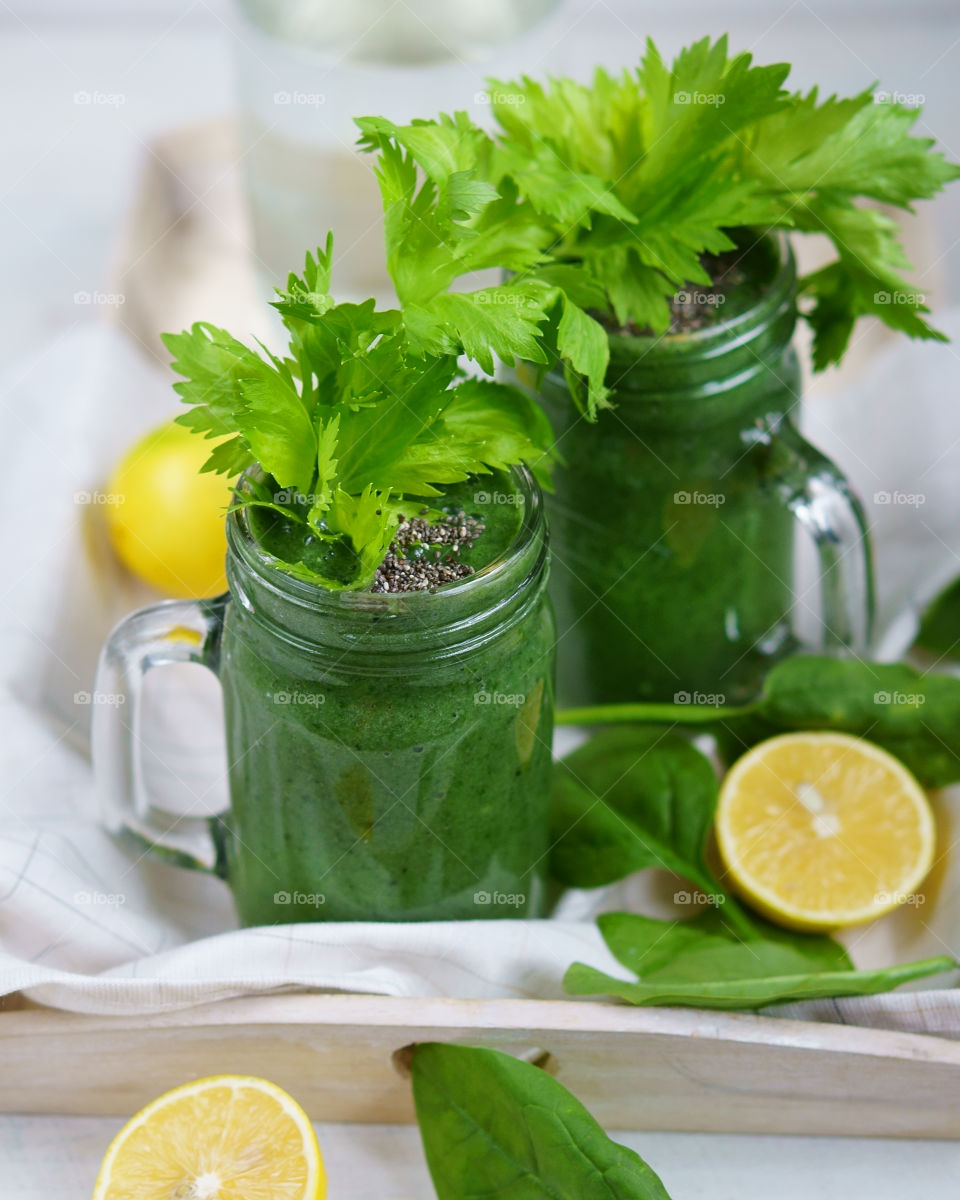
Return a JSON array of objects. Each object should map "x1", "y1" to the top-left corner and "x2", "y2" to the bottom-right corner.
[
  {"x1": 3, "y1": 1115, "x2": 960, "y2": 1199},
  {"x1": 3, "y1": 2, "x2": 960, "y2": 1195}
]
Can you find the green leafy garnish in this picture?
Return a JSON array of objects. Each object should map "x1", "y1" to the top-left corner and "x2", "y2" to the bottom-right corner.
[
  {"x1": 551, "y1": 727, "x2": 956, "y2": 1009},
  {"x1": 565, "y1": 911, "x2": 955, "y2": 1010},
  {"x1": 411, "y1": 1042, "x2": 673, "y2": 1199},
  {"x1": 162, "y1": 238, "x2": 555, "y2": 590},
  {"x1": 360, "y1": 35, "x2": 959, "y2": 390},
  {"x1": 356, "y1": 113, "x2": 611, "y2": 416},
  {"x1": 558, "y1": 655, "x2": 960, "y2": 788}
]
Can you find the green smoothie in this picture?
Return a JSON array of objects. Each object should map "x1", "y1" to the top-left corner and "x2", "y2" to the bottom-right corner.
[
  {"x1": 539, "y1": 353, "x2": 799, "y2": 706},
  {"x1": 215, "y1": 467, "x2": 556, "y2": 924},
  {"x1": 532, "y1": 234, "x2": 869, "y2": 707}
]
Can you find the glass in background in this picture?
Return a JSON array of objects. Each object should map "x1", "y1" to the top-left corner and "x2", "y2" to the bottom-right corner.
[{"x1": 230, "y1": 0, "x2": 562, "y2": 299}]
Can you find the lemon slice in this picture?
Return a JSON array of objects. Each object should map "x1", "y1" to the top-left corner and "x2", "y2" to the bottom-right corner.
[
  {"x1": 716, "y1": 731, "x2": 935, "y2": 931},
  {"x1": 93, "y1": 1075, "x2": 326, "y2": 1200}
]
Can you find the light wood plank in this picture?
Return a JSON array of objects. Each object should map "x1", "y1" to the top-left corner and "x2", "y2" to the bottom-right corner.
[{"x1": 2, "y1": 994, "x2": 959, "y2": 1137}]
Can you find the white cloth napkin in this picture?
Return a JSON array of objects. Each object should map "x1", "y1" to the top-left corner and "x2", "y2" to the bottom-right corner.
[{"x1": 2, "y1": 313, "x2": 960, "y2": 1027}]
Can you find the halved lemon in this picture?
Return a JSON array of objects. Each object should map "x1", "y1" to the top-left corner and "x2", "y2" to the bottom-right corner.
[
  {"x1": 715, "y1": 731, "x2": 935, "y2": 931},
  {"x1": 92, "y1": 1074, "x2": 326, "y2": 1200}
]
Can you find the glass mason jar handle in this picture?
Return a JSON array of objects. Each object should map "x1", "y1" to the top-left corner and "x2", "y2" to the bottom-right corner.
[
  {"x1": 92, "y1": 595, "x2": 228, "y2": 874},
  {"x1": 771, "y1": 421, "x2": 875, "y2": 653}
]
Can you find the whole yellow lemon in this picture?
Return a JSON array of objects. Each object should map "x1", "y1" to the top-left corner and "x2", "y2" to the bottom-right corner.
[{"x1": 105, "y1": 419, "x2": 232, "y2": 598}]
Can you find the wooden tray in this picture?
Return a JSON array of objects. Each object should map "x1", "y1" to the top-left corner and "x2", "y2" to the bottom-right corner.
[{"x1": 2, "y1": 992, "x2": 960, "y2": 1137}]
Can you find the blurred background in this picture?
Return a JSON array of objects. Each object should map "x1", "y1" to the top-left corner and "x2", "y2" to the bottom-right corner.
[{"x1": 3, "y1": 0, "x2": 960, "y2": 363}]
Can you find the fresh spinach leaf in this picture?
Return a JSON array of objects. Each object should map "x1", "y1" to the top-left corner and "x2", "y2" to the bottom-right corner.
[
  {"x1": 557, "y1": 656, "x2": 960, "y2": 787},
  {"x1": 565, "y1": 955, "x2": 955, "y2": 1009},
  {"x1": 914, "y1": 576, "x2": 960, "y2": 662},
  {"x1": 738, "y1": 657, "x2": 960, "y2": 787},
  {"x1": 565, "y1": 911, "x2": 955, "y2": 1009},
  {"x1": 550, "y1": 728, "x2": 721, "y2": 897},
  {"x1": 597, "y1": 909, "x2": 853, "y2": 982},
  {"x1": 411, "y1": 1043, "x2": 673, "y2": 1199}
]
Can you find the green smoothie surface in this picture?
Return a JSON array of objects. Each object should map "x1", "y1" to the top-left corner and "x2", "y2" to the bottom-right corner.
[{"x1": 248, "y1": 470, "x2": 524, "y2": 592}]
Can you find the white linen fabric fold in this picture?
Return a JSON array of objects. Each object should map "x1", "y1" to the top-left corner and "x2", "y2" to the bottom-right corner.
[
  {"x1": 2, "y1": 317, "x2": 960, "y2": 1030},
  {"x1": 0, "y1": 921, "x2": 613, "y2": 1015}
]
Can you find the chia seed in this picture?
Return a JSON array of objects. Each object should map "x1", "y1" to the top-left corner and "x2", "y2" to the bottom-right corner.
[{"x1": 372, "y1": 511, "x2": 485, "y2": 593}]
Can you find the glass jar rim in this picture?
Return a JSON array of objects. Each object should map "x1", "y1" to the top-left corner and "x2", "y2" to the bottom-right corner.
[
  {"x1": 227, "y1": 463, "x2": 542, "y2": 606},
  {"x1": 223, "y1": 463, "x2": 548, "y2": 662}
]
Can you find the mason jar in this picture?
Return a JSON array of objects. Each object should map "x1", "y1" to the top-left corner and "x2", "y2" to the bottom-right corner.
[
  {"x1": 93, "y1": 465, "x2": 555, "y2": 924},
  {"x1": 532, "y1": 234, "x2": 873, "y2": 707}
]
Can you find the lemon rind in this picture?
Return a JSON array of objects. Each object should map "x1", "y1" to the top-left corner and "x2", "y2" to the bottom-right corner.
[
  {"x1": 92, "y1": 1073, "x2": 324, "y2": 1200},
  {"x1": 715, "y1": 731, "x2": 936, "y2": 932}
]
